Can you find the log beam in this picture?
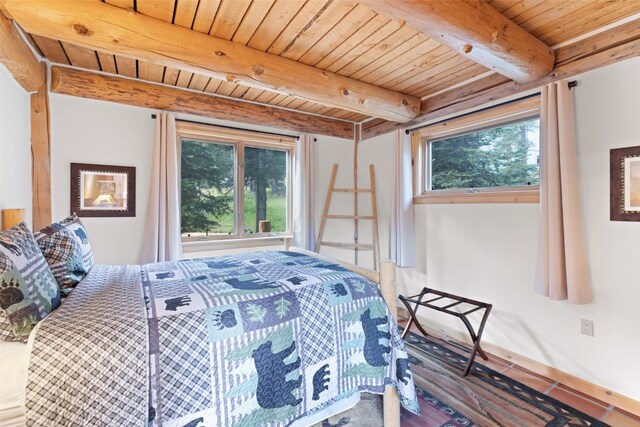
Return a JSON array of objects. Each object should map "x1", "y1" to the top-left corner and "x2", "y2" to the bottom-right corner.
[
  {"x1": 31, "y1": 81, "x2": 51, "y2": 230},
  {"x1": 50, "y1": 66, "x2": 355, "y2": 139},
  {"x1": 0, "y1": 11, "x2": 44, "y2": 92},
  {"x1": 5, "y1": 0, "x2": 420, "y2": 123},
  {"x1": 359, "y1": 0, "x2": 554, "y2": 83},
  {"x1": 362, "y1": 19, "x2": 640, "y2": 140}
]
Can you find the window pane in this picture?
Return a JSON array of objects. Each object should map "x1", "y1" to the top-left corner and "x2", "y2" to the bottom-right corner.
[
  {"x1": 243, "y1": 147, "x2": 288, "y2": 234},
  {"x1": 180, "y1": 140, "x2": 235, "y2": 236},
  {"x1": 430, "y1": 117, "x2": 540, "y2": 190}
]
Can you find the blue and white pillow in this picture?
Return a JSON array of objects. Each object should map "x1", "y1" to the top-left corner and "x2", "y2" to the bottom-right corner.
[
  {"x1": 0, "y1": 222, "x2": 61, "y2": 341},
  {"x1": 35, "y1": 214, "x2": 94, "y2": 295}
]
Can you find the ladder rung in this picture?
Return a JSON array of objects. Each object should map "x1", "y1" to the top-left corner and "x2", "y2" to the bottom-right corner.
[
  {"x1": 321, "y1": 242, "x2": 374, "y2": 249},
  {"x1": 326, "y1": 215, "x2": 374, "y2": 220},
  {"x1": 332, "y1": 188, "x2": 372, "y2": 193}
]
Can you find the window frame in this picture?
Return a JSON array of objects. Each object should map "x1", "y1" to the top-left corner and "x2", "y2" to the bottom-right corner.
[
  {"x1": 177, "y1": 122, "x2": 296, "y2": 245},
  {"x1": 412, "y1": 96, "x2": 541, "y2": 205}
]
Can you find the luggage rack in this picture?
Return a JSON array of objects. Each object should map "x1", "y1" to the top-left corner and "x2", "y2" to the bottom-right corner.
[{"x1": 399, "y1": 287, "x2": 492, "y2": 376}]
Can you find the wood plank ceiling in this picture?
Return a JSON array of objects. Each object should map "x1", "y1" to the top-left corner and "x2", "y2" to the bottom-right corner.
[{"x1": 26, "y1": 0, "x2": 640, "y2": 124}]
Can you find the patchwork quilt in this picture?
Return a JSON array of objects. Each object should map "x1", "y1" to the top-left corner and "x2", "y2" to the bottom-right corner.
[{"x1": 27, "y1": 251, "x2": 419, "y2": 426}]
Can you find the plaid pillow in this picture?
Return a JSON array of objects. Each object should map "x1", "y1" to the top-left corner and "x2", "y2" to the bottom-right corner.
[
  {"x1": 35, "y1": 214, "x2": 94, "y2": 295},
  {"x1": 0, "y1": 222, "x2": 61, "y2": 341}
]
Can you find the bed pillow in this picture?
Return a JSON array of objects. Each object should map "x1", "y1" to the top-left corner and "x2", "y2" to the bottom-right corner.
[
  {"x1": 35, "y1": 214, "x2": 94, "y2": 295},
  {"x1": 0, "y1": 222, "x2": 61, "y2": 341}
]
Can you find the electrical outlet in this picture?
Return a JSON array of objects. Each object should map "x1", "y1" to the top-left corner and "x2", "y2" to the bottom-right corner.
[{"x1": 580, "y1": 319, "x2": 594, "y2": 337}]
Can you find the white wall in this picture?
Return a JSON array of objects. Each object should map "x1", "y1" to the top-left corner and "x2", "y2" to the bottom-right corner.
[
  {"x1": 50, "y1": 94, "x2": 155, "y2": 264},
  {"x1": 401, "y1": 57, "x2": 640, "y2": 401},
  {"x1": 0, "y1": 64, "x2": 31, "y2": 227}
]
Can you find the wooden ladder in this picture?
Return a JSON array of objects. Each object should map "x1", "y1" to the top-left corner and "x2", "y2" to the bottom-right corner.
[{"x1": 315, "y1": 163, "x2": 381, "y2": 269}]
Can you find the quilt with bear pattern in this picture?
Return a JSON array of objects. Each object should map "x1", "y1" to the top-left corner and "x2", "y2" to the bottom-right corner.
[{"x1": 27, "y1": 251, "x2": 419, "y2": 426}]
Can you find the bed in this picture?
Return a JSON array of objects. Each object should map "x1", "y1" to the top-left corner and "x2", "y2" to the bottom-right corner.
[{"x1": 2, "y1": 247, "x2": 418, "y2": 427}]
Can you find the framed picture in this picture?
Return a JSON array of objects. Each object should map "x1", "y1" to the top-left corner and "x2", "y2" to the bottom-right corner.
[
  {"x1": 70, "y1": 163, "x2": 136, "y2": 217},
  {"x1": 610, "y1": 146, "x2": 640, "y2": 221}
]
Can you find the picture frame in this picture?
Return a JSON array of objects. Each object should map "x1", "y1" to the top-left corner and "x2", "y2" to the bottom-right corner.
[
  {"x1": 610, "y1": 146, "x2": 640, "y2": 222},
  {"x1": 70, "y1": 163, "x2": 136, "y2": 217}
]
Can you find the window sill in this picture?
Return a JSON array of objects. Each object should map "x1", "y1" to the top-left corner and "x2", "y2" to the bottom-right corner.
[
  {"x1": 182, "y1": 235, "x2": 292, "y2": 253},
  {"x1": 414, "y1": 189, "x2": 539, "y2": 204}
]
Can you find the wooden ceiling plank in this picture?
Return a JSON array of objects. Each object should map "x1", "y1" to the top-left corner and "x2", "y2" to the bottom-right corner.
[
  {"x1": 31, "y1": 35, "x2": 69, "y2": 64},
  {"x1": 372, "y1": 45, "x2": 454, "y2": 89},
  {"x1": 62, "y1": 43, "x2": 100, "y2": 70},
  {"x1": 519, "y1": 0, "x2": 600, "y2": 32},
  {"x1": 554, "y1": 18, "x2": 640, "y2": 65},
  {"x1": 488, "y1": 0, "x2": 522, "y2": 13},
  {"x1": 395, "y1": 55, "x2": 480, "y2": 93},
  {"x1": 231, "y1": 0, "x2": 276, "y2": 45},
  {"x1": 357, "y1": 38, "x2": 442, "y2": 85},
  {"x1": 215, "y1": 80, "x2": 238, "y2": 96},
  {"x1": 173, "y1": 0, "x2": 199, "y2": 28},
  {"x1": 319, "y1": 18, "x2": 404, "y2": 72},
  {"x1": 359, "y1": 0, "x2": 554, "y2": 83},
  {"x1": 334, "y1": 25, "x2": 417, "y2": 77},
  {"x1": 297, "y1": 4, "x2": 377, "y2": 66},
  {"x1": 96, "y1": 52, "x2": 117, "y2": 74},
  {"x1": 163, "y1": 66, "x2": 180, "y2": 85},
  {"x1": 414, "y1": 63, "x2": 490, "y2": 97},
  {"x1": 203, "y1": 78, "x2": 223, "y2": 94},
  {"x1": 0, "y1": 12, "x2": 44, "y2": 92},
  {"x1": 241, "y1": 87, "x2": 264, "y2": 101},
  {"x1": 504, "y1": 0, "x2": 566, "y2": 28},
  {"x1": 209, "y1": 0, "x2": 252, "y2": 40},
  {"x1": 312, "y1": 14, "x2": 389, "y2": 69},
  {"x1": 347, "y1": 33, "x2": 426, "y2": 81},
  {"x1": 138, "y1": 61, "x2": 165, "y2": 83},
  {"x1": 188, "y1": 73, "x2": 211, "y2": 91},
  {"x1": 537, "y1": 2, "x2": 640, "y2": 45},
  {"x1": 254, "y1": 91, "x2": 280, "y2": 104},
  {"x1": 104, "y1": 0, "x2": 134, "y2": 8},
  {"x1": 246, "y1": 0, "x2": 307, "y2": 51},
  {"x1": 279, "y1": 1, "x2": 356, "y2": 61},
  {"x1": 362, "y1": 21, "x2": 640, "y2": 139},
  {"x1": 191, "y1": 0, "x2": 221, "y2": 33},
  {"x1": 114, "y1": 55, "x2": 137, "y2": 77},
  {"x1": 229, "y1": 84, "x2": 252, "y2": 99},
  {"x1": 268, "y1": 94, "x2": 290, "y2": 106},
  {"x1": 266, "y1": 0, "x2": 333, "y2": 54},
  {"x1": 386, "y1": 54, "x2": 472, "y2": 94},
  {"x1": 137, "y1": 0, "x2": 175, "y2": 22},
  {"x1": 500, "y1": 0, "x2": 548, "y2": 20},
  {"x1": 175, "y1": 70, "x2": 193, "y2": 88},
  {"x1": 6, "y1": 0, "x2": 419, "y2": 122},
  {"x1": 50, "y1": 66, "x2": 354, "y2": 139}
]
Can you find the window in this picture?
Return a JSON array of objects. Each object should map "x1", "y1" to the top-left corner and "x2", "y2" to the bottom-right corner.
[
  {"x1": 178, "y1": 122, "x2": 294, "y2": 242},
  {"x1": 414, "y1": 96, "x2": 541, "y2": 204}
]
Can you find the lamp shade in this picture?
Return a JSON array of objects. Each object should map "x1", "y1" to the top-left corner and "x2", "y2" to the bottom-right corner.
[{"x1": 2, "y1": 209, "x2": 26, "y2": 231}]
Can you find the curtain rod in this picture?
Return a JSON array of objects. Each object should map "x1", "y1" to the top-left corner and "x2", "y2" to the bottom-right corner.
[
  {"x1": 150, "y1": 114, "x2": 304, "y2": 140},
  {"x1": 405, "y1": 80, "x2": 577, "y2": 134}
]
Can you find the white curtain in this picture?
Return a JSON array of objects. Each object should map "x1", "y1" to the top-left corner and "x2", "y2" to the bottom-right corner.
[
  {"x1": 141, "y1": 112, "x2": 182, "y2": 263},
  {"x1": 535, "y1": 81, "x2": 592, "y2": 304},
  {"x1": 390, "y1": 129, "x2": 415, "y2": 267},
  {"x1": 292, "y1": 135, "x2": 316, "y2": 250}
]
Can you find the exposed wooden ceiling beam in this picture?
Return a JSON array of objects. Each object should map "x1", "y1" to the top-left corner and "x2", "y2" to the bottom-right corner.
[
  {"x1": 50, "y1": 66, "x2": 355, "y2": 139},
  {"x1": 0, "y1": 11, "x2": 44, "y2": 92},
  {"x1": 362, "y1": 19, "x2": 640, "y2": 140},
  {"x1": 5, "y1": 0, "x2": 420, "y2": 123},
  {"x1": 359, "y1": 0, "x2": 554, "y2": 83}
]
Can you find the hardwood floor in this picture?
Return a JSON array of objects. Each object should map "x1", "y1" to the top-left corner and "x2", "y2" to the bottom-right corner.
[{"x1": 397, "y1": 318, "x2": 640, "y2": 426}]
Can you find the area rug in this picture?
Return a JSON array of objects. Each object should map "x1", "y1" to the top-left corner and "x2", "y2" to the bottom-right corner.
[
  {"x1": 402, "y1": 331, "x2": 609, "y2": 427},
  {"x1": 314, "y1": 331, "x2": 609, "y2": 427}
]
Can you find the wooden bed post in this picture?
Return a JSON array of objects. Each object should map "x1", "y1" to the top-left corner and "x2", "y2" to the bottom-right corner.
[{"x1": 380, "y1": 260, "x2": 400, "y2": 427}]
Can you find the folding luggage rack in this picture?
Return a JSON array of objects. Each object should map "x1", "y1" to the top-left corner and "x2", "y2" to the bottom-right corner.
[{"x1": 399, "y1": 287, "x2": 493, "y2": 376}]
